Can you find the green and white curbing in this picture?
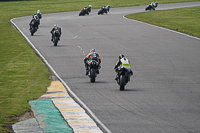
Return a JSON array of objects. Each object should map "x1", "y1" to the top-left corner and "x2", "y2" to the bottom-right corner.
[{"x1": 29, "y1": 99, "x2": 73, "y2": 133}]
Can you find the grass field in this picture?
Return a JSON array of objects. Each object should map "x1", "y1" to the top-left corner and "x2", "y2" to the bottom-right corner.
[
  {"x1": 0, "y1": 0, "x2": 199, "y2": 132},
  {"x1": 126, "y1": 6, "x2": 200, "y2": 38}
]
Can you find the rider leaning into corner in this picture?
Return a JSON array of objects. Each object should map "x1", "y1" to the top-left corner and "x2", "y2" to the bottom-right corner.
[
  {"x1": 82, "y1": 5, "x2": 92, "y2": 14},
  {"x1": 114, "y1": 54, "x2": 133, "y2": 80},
  {"x1": 33, "y1": 10, "x2": 42, "y2": 19},
  {"x1": 87, "y1": 5, "x2": 92, "y2": 13},
  {"x1": 50, "y1": 24, "x2": 62, "y2": 41},
  {"x1": 84, "y1": 49, "x2": 101, "y2": 75},
  {"x1": 29, "y1": 15, "x2": 40, "y2": 30},
  {"x1": 150, "y1": 1, "x2": 158, "y2": 10},
  {"x1": 33, "y1": 10, "x2": 42, "y2": 25}
]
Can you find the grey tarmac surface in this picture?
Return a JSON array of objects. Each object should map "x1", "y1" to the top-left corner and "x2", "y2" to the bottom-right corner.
[
  {"x1": 12, "y1": 2, "x2": 200, "y2": 133},
  {"x1": 12, "y1": 118, "x2": 43, "y2": 133}
]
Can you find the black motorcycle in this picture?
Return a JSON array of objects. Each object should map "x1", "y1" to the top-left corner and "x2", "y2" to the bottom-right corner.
[
  {"x1": 145, "y1": 2, "x2": 158, "y2": 11},
  {"x1": 30, "y1": 22, "x2": 38, "y2": 36},
  {"x1": 88, "y1": 60, "x2": 99, "y2": 82},
  {"x1": 116, "y1": 68, "x2": 131, "y2": 91},
  {"x1": 52, "y1": 30, "x2": 60, "y2": 46},
  {"x1": 98, "y1": 6, "x2": 110, "y2": 15},
  {"x1": 79, "y1": 7, "x2": 91, "y2": 16}
]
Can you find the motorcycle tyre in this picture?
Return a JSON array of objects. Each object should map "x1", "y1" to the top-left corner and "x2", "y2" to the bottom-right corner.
[
  {"x1": 31, "y1": 28, "x2": 35, "y2": 36},
  {"x1": 90, "y1": 69, "x2": 96, "y2": 83},
  {"x1": 98, "y1": 10, "x2": 103, "y2": 15},
  {"x1": 54, "y1": 37, "x2": 58, "y2": 46},
  {"x1": 79, "y1": 11, "x2": 85, "y2": 16},
  {"x1": 145, "y1": 6, "x2": 150, "y2": 11},
  {"x1": 120, "y1": 75, "x2": 126, "y2": 91}
]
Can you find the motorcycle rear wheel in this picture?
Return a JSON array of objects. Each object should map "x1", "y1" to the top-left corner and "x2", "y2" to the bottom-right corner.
[
  {"x1": 90, "y1": 69, "x2": 96, "y2": 83},
  {"x1": 120, "y1": 75, "x2": 125, "y2": 91},
  {"x1": 31, "y1": 28, "x2": 35, "y2": 36},
  {"x1": 54, "y1": 37, "x2": 58, "y2": 46}
]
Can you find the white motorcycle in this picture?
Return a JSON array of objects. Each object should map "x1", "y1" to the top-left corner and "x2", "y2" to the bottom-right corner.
[{"x1": 145, "y1": 2, "x2": 158, "y2": 11}]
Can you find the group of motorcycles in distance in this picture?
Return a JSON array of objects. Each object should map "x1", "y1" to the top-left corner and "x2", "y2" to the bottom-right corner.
[
  {"x1": 79, "y1": 5, "x2": 110, "y2": 16},
  {"x1": 29, "y1": 1, "x2": 158, "y2": 37},
  {"x1": 79, "y1": 1, "x2": 158, "y2": 16},
  {"x1": 29, "y1": 11, "x2": 61, "y2": 46}
]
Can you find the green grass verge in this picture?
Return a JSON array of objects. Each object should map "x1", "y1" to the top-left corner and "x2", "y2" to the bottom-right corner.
[
  {"x1": 0, "y1": 0, "x2": 199, "y2": 132},
  {"x1": 125, "y1": 6, "x2": 200, "y2": 38},
  {"x1": 0, "y1": 16, "x2": 51, "y2": 133}
]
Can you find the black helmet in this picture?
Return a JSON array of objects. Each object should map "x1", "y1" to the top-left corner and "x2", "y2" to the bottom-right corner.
[{"x1": 119, "y1": 54, "x2": 124, "y2": 59}]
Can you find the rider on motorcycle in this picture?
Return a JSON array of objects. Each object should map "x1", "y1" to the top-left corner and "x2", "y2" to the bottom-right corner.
[
  {"x1": 101, "y1": 6, "x2": 107, "y2": 13},
  {"x1": 29, "y1": 15, "x2": 40, "y2": 30},
  {"x1": 33, "y1": 10, "x2": 42, "y2": 20},
  {"x1": 50, "y1": 24, "x2": 61, "y2": 41},
  {"x1": 150, "y1": 1, "x2": 158, "y2": 10},
  {"x1": 114, "y1": 54, "x2": 133, "y2": 80},
  {"x1": 88, "y1": 5, "x2": 92, "y2": 13},
  {"x1": 83, "y1": 5, "x2": 92, "y2": 14},
  {"x1": 84, "y1": 49, "x2": 101, "y2": 75},
  {"x1": 106, "y1": 5, "x2": 110, "y2": 12}
]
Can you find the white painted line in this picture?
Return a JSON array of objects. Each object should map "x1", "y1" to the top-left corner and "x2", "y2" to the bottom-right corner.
[
  {"x1": 77, "y1": 46, "x2": 86, "y2": 56},
  {"x1": 73, "y1": 35, "x2": 78, "y2": 39},
  {"x1": 77, "y1": 46, "x2": 82, "y2": 50}
]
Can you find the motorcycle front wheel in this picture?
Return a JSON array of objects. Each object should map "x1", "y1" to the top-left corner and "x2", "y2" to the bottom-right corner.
[
  {"x1": 98, "y1": 10, "x2": 103, "y2": 15},
  {"x1": 145, "y1": 6, "x2": 150, "y2": 11},
  {"x1": 79, "y1": 11, "x2": 84, "y2": 16}
]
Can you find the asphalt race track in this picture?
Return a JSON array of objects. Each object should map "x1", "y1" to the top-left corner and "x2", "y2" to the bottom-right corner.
[{"x1": 12, "y1": 2, "x2": 200, "y2": 133}]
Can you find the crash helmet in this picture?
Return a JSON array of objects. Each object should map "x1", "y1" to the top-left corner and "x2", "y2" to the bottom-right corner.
[
  {"x1": 54, "y1": 24, "x2": 58, "y2": 28},
  {"x1": 155, "y1": 1, "x2": 158, "y2": 4},
  {"x1": 90, "y1": 49, "x2": 96, "y2": 53},
  {"x1": 119, "y1": 54, "x2": 124, "y2": 60},
  {"x1": 34, "y1": 15, "x2": 39, "y2": 20},
  {"x1": 89, "y1": 5, "x2": 92, "y2": 8},
  {"x1": 108, "y1": 5, "x2": 110, "y2": 7},
  {"x1": 37, "y1": 10, "x2": 41, "y2": 13}
]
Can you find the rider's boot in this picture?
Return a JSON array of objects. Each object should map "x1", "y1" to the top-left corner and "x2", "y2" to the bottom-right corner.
[{"x1": 96, "y1": 70, "x2": 99, "y2": 74}]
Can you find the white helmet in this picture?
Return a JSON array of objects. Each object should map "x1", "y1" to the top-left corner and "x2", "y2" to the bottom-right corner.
[
  {"x1": 37, "y1": 10, "x2": 40, "y2": 13},
  {"x1": 54, "y1": 24, "x2": 58, "y2": 28},
  {"x1": 89, "y1": 5, "x2": 92, "y2": 8},
  {"x1": 34, "y1": 15, "x2": 38, "y2": 20}
]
